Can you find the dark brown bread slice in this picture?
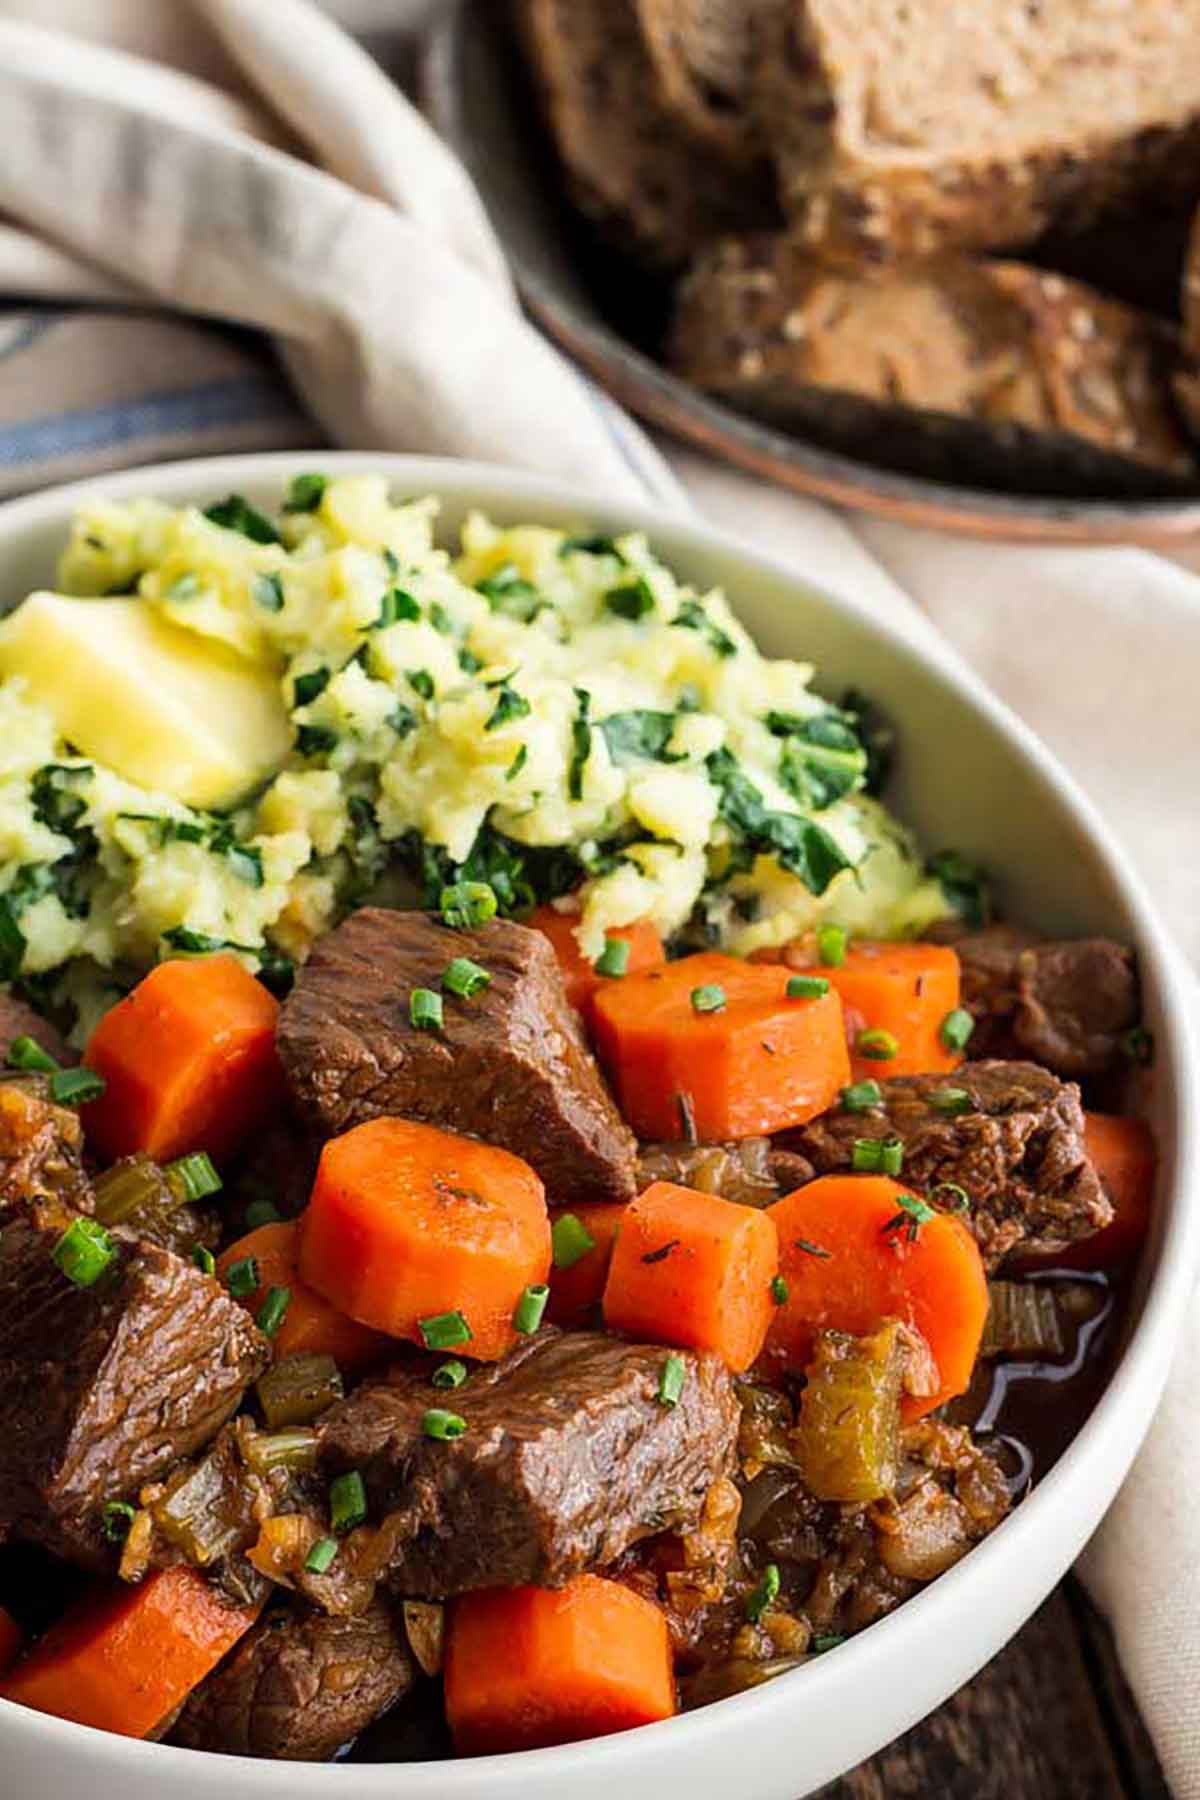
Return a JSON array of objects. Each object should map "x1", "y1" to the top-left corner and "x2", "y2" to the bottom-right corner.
[
  {"x1": 755, "y1": 0, "x2": 1200, "y2": 260},
  {"x1": 514, "y1": 0, "x2": 776, "y2": 267},
  {"x1": 0, "y1": 1206, "x2": 269, "y2": 1568},
  {"x1": 632, "y1": 0, "x2": 783, "y2": 164},
  {"x1": 277, "y1": 908, "x2": 638, "y2": 1206},
  {"x1": 795, "y1": 1060, "x2": 1112, "y2": 1270},
  {"x1": 318, "y1": 1329, "x2": 739, "y2": 1598},
  {"x1": 670, "y1": 237, "x2": 1198, "y2": 495},
  {"x1": 171, "y1": 1596, "x2": 415, "y2": 1761}
]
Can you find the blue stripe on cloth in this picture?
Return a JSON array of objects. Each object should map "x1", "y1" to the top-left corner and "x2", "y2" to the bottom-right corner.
[{"x1": 0, "y1": 374, "x2": 300, "y2": 467}]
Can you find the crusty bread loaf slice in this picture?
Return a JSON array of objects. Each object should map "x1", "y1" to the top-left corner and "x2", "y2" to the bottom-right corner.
[
  {"x1": 514, "y1": 0, "x2": 776, "y2": 268},
  {"x1": 632, "y1": 0, "x2": 783, "y2": 164},
  {"x1": 756, "y1": 0, "x2": 1200, "y2": 261},
  {"x1": 669, "y1": 236, "x2": 1198, "y2": 495}
]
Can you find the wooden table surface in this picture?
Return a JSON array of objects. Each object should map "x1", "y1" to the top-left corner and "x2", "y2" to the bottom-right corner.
[{"x1": 815, "y1": 1579, "x2": 1167, "y2": 1799}]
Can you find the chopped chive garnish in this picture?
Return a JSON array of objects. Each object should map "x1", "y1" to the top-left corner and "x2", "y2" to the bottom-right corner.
[
  {"x1": 855, "y1": 1028, "x2": 899, "y2": 1062},
  {"x1": 166, "y1": 1151, "x2": 223, "y2": 1203},
  {"x1": 552, "y1": 1212, "x2": 596, "y2": 1270},
  {"x1": 657, "y1": 1353, "x2": 686, "y2": 1408},
  {"x1": 422, "y1": 1408, "x2": 467, "y2": 1440},
  {"x1": 100, "y1": 1500, "x2": 136, "y2": 1543},
  {"x1": 418, "y1": 1310, "x2": 471, "y2": 1350},
  {"x1": 939, "y1": 1008, "x2": 975, "y2": 1052},
  {"x1": 485, "y1": 685, "x2": 531, "y2": 731},
  {"x1": 1122, "y1": 1026, "x2": 1154, "y2": 1066},
  {"x1": 841, "y1": 1079, "x2": 883, "y2": 1112},
  {"x1": 6, "y1": 1035, "x2": 58, "y2": 1074},
  {"x1": 786, "y1": 974, "x2": 829, "y2": 999},
  {"x1": 794, "y1": 1238, "x2": 832, "y2": 1259},
  {"x1": 513, "y1": 1283, "x2": 550, "y2": 1334},
  {"x1": 931, "y1": 1181, "x2": 970, "y2": 1213},
  {"x1": 770, "y1": 1275, "x2": 789, "y2": 1305},
  {"x1": 812, "y1": 1633, "x2": 845, "y2": 1654},
  {"x1": 745, "y1": 1562, "x2": 781, "y2": 1623},
  {"x1": 594, "y1": 936, "x2": 630, "y2": 978},
  {"x1": 432, "y1": 1359, "x2": 468, "y2": 1390},
  {"x1": 330, "y1": 1469, "x2": 367, "y2": 1534},
  {"x1": 442, "y1": 957, "x2": 491, "y2": 999},
  {"x1": 816, "y1": 924, "x2": 848, "y2": 967},
  {"x1": 224, "y1": 1256, "x2": 260, "y2": 1299},
  {"x1": 191, "y1": 1244, "x2": 217, "y2": 1276},
  {"x1": 410, "y1": 987, "x2": 444, "y2": 1032},
  {"x1": 851, "y1": 1136, "x2": 904, "y2": 1176},
  {"x1": 49, "y1": 1067, "x2": 105, "y2": 1106},
  {"x1": 284, "y1": 472, "x2": 327, "y2": 513},
  {"x1": 53, "y1": 1217, "x2": 115, "y2": 1287},
  {"x1": 439, "y1": 882, "x2": 497, "y2": 930},
  {"x1": 253, "y1": 572, "x2": 284, "y2": 613},
  {"x1": 256, "y1": 1285, "x2": 291, "y2": 1338},
  {"x1": 882, "y1": 1193, "x2": 936, "y2": 1243},
  {"x1": 691, "y1": 983, "x2": 726, "y2": 1014},
  {"x1": 305, "y1": 1536, "x2": 339, "y2": 1575},
  {"x1": 374, "y1": 588, "x2": 421, "y2": 628},
  {"x1": 245, "y1": 1197, "x2": 282, "y2": 1230},
  {"x1": 605, "y1": 577, "x2": 655, "y2": 620},
  {"x1": 929, "y1": 1086, "x2": 972, "y2": 1116}
]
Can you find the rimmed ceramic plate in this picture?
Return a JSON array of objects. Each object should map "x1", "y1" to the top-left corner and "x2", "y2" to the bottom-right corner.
[{"x1": 421, "y1": 0, "x2": 1200, "y2": 546}]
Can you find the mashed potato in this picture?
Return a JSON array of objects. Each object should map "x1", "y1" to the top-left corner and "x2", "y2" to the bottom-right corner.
[{"x1": 0, "y1": 472, "x2": 950, "y2": 1032}]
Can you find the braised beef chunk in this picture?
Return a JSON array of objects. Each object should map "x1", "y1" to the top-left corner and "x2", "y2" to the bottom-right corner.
[
  {"x1": 0, "y1": 1076, "x2": 89, "y2": 1218},
  {"x1": 637, "y1": 1137, "x2": 813, "y2": 1205},
  {"x1": 943, "y1": 924, "x2": 1139, "y2": 1078},
  {"x1": 0, "y1": 1208, "x2": 269, "y2": 1568},
  {"x1": 317, "y1": 1329, "x2": 739, "y2": 1599},
  {"x1": 797, "y1": 1060, "x2": 1111, "y2": 1268},
  {"x1": 0, "y1": 991, "x2": 75, "y2": 1070},
  {"x1": 277, "y1": 908, "x2": 638, "y2": 1206},
  {"x1": 171, "y1": 1595, "x2": 415, "y2": 1761}
]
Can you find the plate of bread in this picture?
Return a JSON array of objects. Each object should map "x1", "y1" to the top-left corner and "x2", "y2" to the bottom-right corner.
[{"x1": 424, "y1": 0, "x2": 1200, "y2": 542}]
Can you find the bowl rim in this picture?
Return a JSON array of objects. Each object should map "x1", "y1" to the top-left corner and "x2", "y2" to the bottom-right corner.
[{"x1": 0, "y1": 449, "x2": 1196, "y2": 1793}]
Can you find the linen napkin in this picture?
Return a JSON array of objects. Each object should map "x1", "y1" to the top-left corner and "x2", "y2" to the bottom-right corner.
[{"x1": 0, "y1": 0, "x2": 1194, "y2": 1786}]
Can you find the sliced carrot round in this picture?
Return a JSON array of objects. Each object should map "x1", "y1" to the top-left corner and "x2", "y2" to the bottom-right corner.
[
  {"x1": 217, "y1": 1220, "x2": 390, "y2": 1373},
  {"x1": 298, "y1": 1118, "x2": 551, "y2": 1362},
  {"x1": 82, "y1": 954, "x2": 283, "y2": 1164},
  {"x1": 603, "y1": 1180, "x2": 779, "y2": 1372},
  {"x1": 592, "y1": 951, "x2": 849, "y2": 1141},
  {"x1": 547, "y1": 1201, "x2": 625, "y2": 1328},
  {"x1": 445, "y1": 1574, "x2": 675, "y2": 1755},
  {"x1": 0, "y1": 1566, "x2": 260, "y2": 1738},
  {"x1": 766, "y1": 1173, "x2": 987, "y2": 1419},
  {"x1": 527, "y1": 907, "x2": 665, "y2": 1020}
]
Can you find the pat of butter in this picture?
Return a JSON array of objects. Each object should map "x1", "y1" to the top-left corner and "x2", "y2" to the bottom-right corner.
[{"x1": 0, "y1": 592, "x2": 290, "y2": 809}]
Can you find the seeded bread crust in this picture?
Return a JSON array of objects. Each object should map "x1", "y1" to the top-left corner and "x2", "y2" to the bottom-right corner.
[
  {"x1": 632, "y1": 0, "x2": 783, "y2": 165},
  {"x1": 756, "y1": 0, "x2": 1200, "y2": 261},
  {"x1": 514, "y1": 0, "x2": 776, "y2": 268},
  {"x1": 670, "y1": 236, "x2": 1197, "y2": 494}
]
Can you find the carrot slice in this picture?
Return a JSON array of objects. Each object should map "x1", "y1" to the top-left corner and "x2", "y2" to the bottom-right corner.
[
  {"x1": 527, "y1": 908, "x2": 665, "y2": 1020},
  {"x1": 758, "y1": 939, "x2": 963, "y2": 1079},
  {"x1": 766, "y1": 1173, "x2": 987, "y2": 1419},
  {"x1": 82, "y1": 954, "x2": 283, "y2": 1164},
  {"x1": 298, "y1": 1118, "x2": 551, "y2": 1362},
  {"x1": 592, "y1": 951, "x2": 850, "y2": 1142},
  {"x1": 546, "y1": 1202, "x2": 625, "y2": 1327},
  {"x1": 445, "y1": 1574, "x2": 675, "y2": 1755},
  {"x1": 0, "y1": 1566, "x2": 260, "y2": 1738},
  {"x1": 217, "y1": 1220, "x2": 390, "y2": 1373},
  {"x1": 1018, "y1": 1113, "x2": 1157, "y2": 1272},
  {"x1": 603, "y1": 1181, "x2": 779, "y2": 1372},
  {"x1": 0, "y1": 1606, "x2": 20, "y2": 1678}
]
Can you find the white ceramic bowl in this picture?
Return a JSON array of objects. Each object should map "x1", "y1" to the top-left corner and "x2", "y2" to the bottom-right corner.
[{"x1": 1, "y1": 453, "x2": 1196, "y2": 1800}]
